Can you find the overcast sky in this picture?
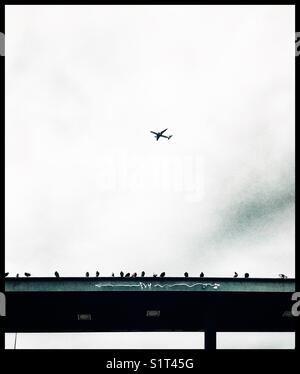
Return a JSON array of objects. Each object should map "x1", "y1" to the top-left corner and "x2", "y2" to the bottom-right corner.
[{"x1": 5, "y1": 5, "x2": 295, "y2": 348}]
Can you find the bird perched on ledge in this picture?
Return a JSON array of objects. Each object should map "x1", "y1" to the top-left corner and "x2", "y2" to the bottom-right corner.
[
  {"x1": 96, "y1": 271, "x2": 100, "y2": 277},
  {"x1": 279, "y1": 274, "x2": 288, "y2": 279},
  {"x1": 5, "y1": 272, "x2": 9, "y2": 277},
  {"x1": 131, "y1": 272, "x2": 137, "y2": 278},
  {"x1": 86, "y1": 272, "x2": 89, "y2": 277},
  {"x1": 184, "y1": 272, "x2": 189, "y2": 278},
  {"x1": 54, "y1": 271, "x2": 60, "y2": 278},
  {"x1": 24, "y1": 273, "x2": 31, "y2": 277},
  {"x1": 160, "y1": 272, "x2": 165, "y2": 278},
  {"x1": 125, "y1": 273, "x2": 130, "y2": 278},
  {"x1": 141, "y1": 271, "x2": 145, "y2": 277},
  {"x1": 234, "y1": 272, "x2": 238, "y2": 278},
  {"x1": 244, "y1": 273, "x2": 249, "y2": 278},
  {"x1": 153, "y1": 273, "x2": 158, "y2": 278},
  {"x1": 200, "y1": 272, "x2": 204, "y2": 278},
  {"x1": 120, "y1": 271, "x2": 124, "y2": 278}
]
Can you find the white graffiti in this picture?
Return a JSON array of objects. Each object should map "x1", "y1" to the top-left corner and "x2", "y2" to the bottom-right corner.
[
  {"x1": 153, "y1": 282, "x2": 220, "y2": 290},
  {"x1": 95, "y1": 282, "x2": 141, "y2": 289},
  {"x1": 139, "y1": 282, "x2": 152, "y2": 290},
  {"x1": 95, "y1": 282, "x2": 152, "y2": 290},
  {"x1": 95, "y1": 282, "x2": 220, "y2": 291}
]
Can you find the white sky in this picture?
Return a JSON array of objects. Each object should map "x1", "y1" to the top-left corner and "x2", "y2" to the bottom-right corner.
[
  {"x1": 5, "y1": 5, "x2": 295, "y2": 348},
  {"x1": 5, "y1": 332, "x2": 295, "y2": 349}
]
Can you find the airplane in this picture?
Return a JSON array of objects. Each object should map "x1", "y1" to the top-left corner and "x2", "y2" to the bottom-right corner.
[{"x1": 150, "y1": 128, "x2": 173, "y2": 141}]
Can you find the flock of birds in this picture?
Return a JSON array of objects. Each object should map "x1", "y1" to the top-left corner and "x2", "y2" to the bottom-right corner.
[{"x1": 4, "y1": 271, "x2": 289, "y2": 279}]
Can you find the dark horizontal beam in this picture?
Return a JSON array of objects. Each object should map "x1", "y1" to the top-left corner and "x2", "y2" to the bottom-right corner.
[{"x1": 4, "y1": 277, "x2": 296, "y2": 334}]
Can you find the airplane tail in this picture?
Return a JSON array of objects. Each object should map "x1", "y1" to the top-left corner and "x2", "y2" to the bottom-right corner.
[{"x1": 168, "y1": 135, "x2": 173, "y2": 140}]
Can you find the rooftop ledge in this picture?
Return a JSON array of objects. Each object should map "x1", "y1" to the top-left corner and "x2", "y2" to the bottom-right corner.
[{"x1": 5, "y1": 277, "x2": 295, "y2": 293}]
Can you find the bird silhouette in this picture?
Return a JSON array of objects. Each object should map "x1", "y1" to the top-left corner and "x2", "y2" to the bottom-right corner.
[
  {"x1": 244, "y1": 273, "x2": 249, "y2": 278},
  {"x1": 131, "y1": 272, "x2": 137, "y2": 278},
  {"x1": 184, "y1": 272, "x2": 189, "y2": 278},
  {"x1": 279, "y1": 274, "x2": 288, "y2": 279},
  {"x1": 234, "y1": 272, "x2": 238, "y2": 278},
  {"x1": 16, "y1": 274, "x2": 19, "y2": 278},
  {"x1": 120, "y1": 271, "x2": 124, "y2": 278},
  {"x1": 54, "y1": 271, "x2": 59, "y2": 278},
  {"x1": 24, "y1": 273, "x2": 31, "y2": 277},
  {"x1": 112, "y1": 273, "x2": 115, "y2": 277},
  {"x1": 160, "y1": 272, "x2": 165, "y2": 278},
  {"x1": 200, "y1": 272, "x2": 204, "y2": 278},
  {"x1": 125, "y1": 273, "x2": 130, "y2": 277},
  {"x1": 5, "y1": 272, "x2": 9, "y2": 277},
  {"x1": 96, "y1": 271, "x2": 100, "y2": 277},
  {"x1": 86, "y1": 272, "x2": 89, "y2": 277},
  {"x1": 153, "y1": 273, "x2": 158, "y2": 278},
  {"x1": 141, "y1": 271, "x2": 145, "y2": 277}
]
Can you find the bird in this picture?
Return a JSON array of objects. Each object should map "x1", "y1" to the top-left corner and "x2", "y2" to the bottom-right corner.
[
  {"x1": 120, "y1": 271, "x2": 124, "y2": 278},
  {"x1": 244, "y1": 273, "x2": 249, "y2": 278},
  {"x1": 125, "y1": 273, "x2": 130, "y2": 278},
  {"x1": 279, "y1": 274, "x2": 288, "y2": 279},
  {"x1": 141, "y1": 271, "x2": 145, "y2": 277},
  {"x1": 160, "y1": 272, "x2": 165, "y2": 278},
  {"x1": 234, "y1": 272, "x2": 238, "y2": 278},
  {"x1": 111, "y1": 272, "x2": 115, "y2": 277},
  {"x1": 184, "y1": 272, "x2": 189, "y2": 278},
  {"x1": 131, "y1": 272, "x2": 137, "y2": 278},
  {"x1": 200, "y1": 272, "x2": 204, "y2": 278},
  {"x1": 86, "y1": 272, "x2": 89, "y2": 277},
  {"x1": 24, "y1": 272, "x2": 31, "y2": 277},
  {"x1": 153, "y1": 273, "x2": 158, "y2": 278},
  {"x1": 96, "y1": 271, "x2": 100, "y2": 277},
  {"x1": 54, "y1": 271, "x2": 60, "y2": 278},
  {"x1": 16, "y1": 274, "x2": 19, "y2": 278},
  {"x1": 5, "y1": 272, "x2": 9, "y2": 277}
]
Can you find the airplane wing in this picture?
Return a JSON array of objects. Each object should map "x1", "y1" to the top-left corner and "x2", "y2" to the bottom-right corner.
[
  {"x1": 150, "y1": 131, "x2": 158, "y2": 135},
  {"x1": 160, "y1": 135, "x2": 169, "y2": 139},
  {"x1": 161, "y1": 128, "x2": 168, "y2": 134}
]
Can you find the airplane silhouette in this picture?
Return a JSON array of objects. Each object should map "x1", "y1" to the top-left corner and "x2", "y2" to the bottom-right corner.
[{"x1": 150, "y1": 128, "x2": 173, "y2": 141}]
